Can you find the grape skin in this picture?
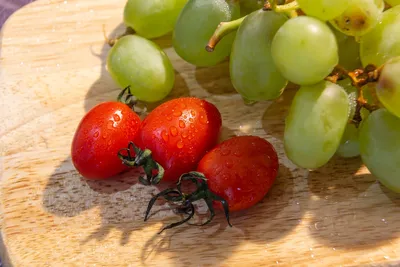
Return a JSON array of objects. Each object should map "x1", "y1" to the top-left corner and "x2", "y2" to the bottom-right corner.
[
  {"x1": 377, "y1": 56, "x2": 400, "y2": 118},
  {"x1": 360, "y1": 109, "x2": 400, "y2": 192},
  {"x1": 329, "y1": 0, "x2": 382, "y2": 37},
  {"x1": 123, "y1": 0, "x2": 188, "y2": 39},
  {"x1": 173, "y1": 0, "x2": 240, "y2": 67},
  {"x1": 336, "y1": 123, "x2": 360, "y2": 158},
  {"x1": 331, "y1": 27, "x2": 362, "y2": 70},
  {"x1": 271, "y1": 16, "x2": 338, "y2": 86},
  {"x1": 284, "y1": 81, "x2": 349, "y2": 169},
  {"x1": 230, "y1": 10, "x2": 288, "y2": 101},
  {"x1": 297, "y1": 0, "x2": 348, "y2": 21},
  {"x1": 360, "y1": 5, "x2": 400, "y2": 67},
  {"x1": 107, "y1": 35, "x2": 175, "y2": 103},
  {"x1": 386, "y1": 0, "x2": 400, "y2": 6}
]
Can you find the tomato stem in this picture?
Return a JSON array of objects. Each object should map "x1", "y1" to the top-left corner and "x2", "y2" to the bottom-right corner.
[
  {"x1": 144, "y1": 172, "x2": 232, "y2": 233},
  {"x1": 118, "y1": 142, "x2": 165, "y2": 185}
]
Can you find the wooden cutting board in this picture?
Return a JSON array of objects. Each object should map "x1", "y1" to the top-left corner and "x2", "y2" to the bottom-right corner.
[{"x1": 1, "y1": 0, "x2": 400, "y2": 266}]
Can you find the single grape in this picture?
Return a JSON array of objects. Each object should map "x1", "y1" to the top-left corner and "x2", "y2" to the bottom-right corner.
[
  {"x1": 375, "y1": 0, "x2": 385, "y2": 11},
  {"x1": 359, "y1": 109, "x2": 400, "y2": 192},
  {"x1": 329, "y1": 0, "x2": 382, "y2": 37},
  {"x1": 360, "y1": 5, "x2": 400, "y2": 67},
  {"x1": 337, "y1": 79, "x2": 358, "y2": 120},
  {"x1": 376, "y1": 56, "x2": 400, "y2": 118},
  {"x1": 239, "y1": 0, "x2": 264, "y2": 16},
  {"x1": 284, "y1": 81, "x2": 349, "y2": 169},
  {"x1": 331, "y1": 27, "x2": 362, "y2": 70},
  {"x1": 386, "y1": 0, "x2": 400, "y2": 6},
  {"x1": 107, "y1": 35, "x2": 175, "y2": 103},
  {"x1": 230, "y1": 10, "x2": 288, "y2": 101},
  {"x1": 173, "y1": 0, "x2": 240, "y2": 67},
  {"x1": 336, "y1": 123, "x2": 360, "y2": 158},
  {"x1": 297, "y1": 0, "x2": 348, "y2": 21},
  {"x1": 123, "y1": 0, "x2": 188, "y2": 39},
  {"x1": 271, "y1": 16, "x2": 338, "y2": 86}
]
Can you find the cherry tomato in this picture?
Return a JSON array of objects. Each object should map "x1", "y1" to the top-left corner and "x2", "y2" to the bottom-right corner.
[
  {"x1": 71, "y1": 101, "x2": 141, "y2": 180},
  {"x1": 135, "y1": 97, "x2": 222, "y2": 182},
  {"x1": 197, "y1": 135, "x2": 279, "y2": 211}
]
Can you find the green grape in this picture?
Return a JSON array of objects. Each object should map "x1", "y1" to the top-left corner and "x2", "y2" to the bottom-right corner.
[
  {"x1": 239, "y1": 0, "x2": 264, "y2": 16},
  {"x1": 359, "y1": 109, "x2": 400, "y2": 192},
  {"x1": 360, "y1": 5, "x2": 400, "y2": 67},
  {"x1": 375, "y1": 0, "x2": 385, "y2": 11},
  {"x1": 386, "y1": 0, "x2": 400, "y2": 6},
  {"x1": 297, "y1": 0, "x2": 348, "y2": 21},
  {"x1": 271, "y1": 16, "x2": 338, "y2": 85},
  {"x1": 376, "y1": 56, "x2": 400, "y2": 118},
  {"x1": 230, "y1": 10, "x2": 288, "y2": 101},
  {"x1": 173, "y1": 0, "x2": 240, "y2": 67},
  {"x1": 284, "y1": 81, "x2": 349, "y2": 169},
  {"x1": 329, "y1": 0, "x2": 382, "y2": 37},
  {"x1": 337, "y1": 79, "x2": 358, "y2": 119},
  {"x1": 123, "y1": 0, "x2": 188, "y2": 39},
  {"x1": 336, "y1": 123, "x2": 360, "y2": 158},
  {"x1": 331, "y1": 27, "x2": 362, "y2": 70},
  {"x1": 107, "y1": 35, "x2": 175, "y2": 103}
]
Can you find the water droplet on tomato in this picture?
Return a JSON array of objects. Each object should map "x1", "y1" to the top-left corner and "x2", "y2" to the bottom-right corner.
[
  {"x1": 113, "y1": 114, "x2": 121, "y2": 121},
  {"x1": 161, "y1": 130, "x2": 169, "y2": 141},
  {"x1": 176, "y1": 140, "x2": 184, "y2": 149},
  {"x1": 107, "y1": 120, "x2": 114, "y2": 129},
  {"x1": 173, "y1": 110, "x2": 182, "y2": 117},
  {"x1": 166, "y1": 116, "x2": 172, "y2": 121},
  {"x1": 180, "y1": 102, "x2": 187, "y2": 109},
  {"x1": 190, "y1": 124, "x2": 194, "y2": 129},
  {"x1": 94, "y1": 131, "x2": 99, "y2": 138},
  {"x1": 188, "y1": 135, "x2": 193, "y2": 140},
  {"x1": 234, "y1": 150, "x2": 243, "y2": 157},
  {"x1": 189, "y1": 118, "x2": 194, "y2": 123},
  {"x1": 220, "y1": 147, "x2": 230, "y2": 156},
  {"x1": 190, "y1": 110, "x2": 196, "y2": 116},
  {"x1": 199, "y1": 115, "x2": 208, "y2": 124},
  {"x1": 195, "y1": 128, "x2": 198, "y2": 133},
  {"x1": 225, "y1": 160, "x2": 233, "y2": 169},
  {"x1": 179, "y1": 120, "x2": 185, "y2": 128},
  {"x1": 181, "y1": 132, "x2": 188, "y2": 138},
  {"x1": 170, "y1": 126, "x2": 178, "y2": 136}
]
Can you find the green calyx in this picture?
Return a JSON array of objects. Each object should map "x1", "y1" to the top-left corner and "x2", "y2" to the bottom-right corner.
[
  {"x1": 118, "y1": 141, "x2": 164, "y2": 185},
  {"x1": 144, "y1": 172, "x2": 232, "y2": 234}
]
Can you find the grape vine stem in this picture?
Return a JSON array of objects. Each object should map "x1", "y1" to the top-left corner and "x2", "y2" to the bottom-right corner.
[
  {"x1": 263, "y1": 0, "x2": 299, "y2": 13},
  {"x1": 206, "y1": 16, "x2": 246, "y2": 52}
]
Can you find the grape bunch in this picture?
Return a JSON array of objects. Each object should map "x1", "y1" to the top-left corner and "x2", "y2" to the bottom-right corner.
[{"x1": 105, "y1": 0, "x2": 400, "y2": 194}]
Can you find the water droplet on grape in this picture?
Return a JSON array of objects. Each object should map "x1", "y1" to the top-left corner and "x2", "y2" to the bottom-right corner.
[
  {"x1": 113, "y1": 114, "x2": 120, "y2": 121},
  {"x1": 94, "y1": 131, "x2": 99, "y2": 138},
  {"x1": 179, "y1": 120, "x2": 185, "y2": 128},
  {"x1": 173, "y1": 110, "x2": 182, "y2": 117},
  {"x1": 170, "y1": 126, "x2": 178, "y2": 136},
  {"x1": 176, "y1": 140, "x2": 184, "y2": 149},
  {"x1": 161, "y1": 130, "x2": 169, "y2": 141}
]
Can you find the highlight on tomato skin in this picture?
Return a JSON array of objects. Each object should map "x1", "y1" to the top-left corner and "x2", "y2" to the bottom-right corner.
[
  {"x1": 133, "y1": 97, "x2": 223, "y2": 183},
  {"x1": 71, "y1": 101, "x2": 142, "y2": 180},
  {"x1": 197, "y1": 135, "x2": 279, "y2": 212}
]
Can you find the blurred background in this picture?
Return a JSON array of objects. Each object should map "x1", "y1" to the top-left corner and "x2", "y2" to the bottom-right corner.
[{"x1": 0, "y1": 0, "x2": 34, "y2": 29}]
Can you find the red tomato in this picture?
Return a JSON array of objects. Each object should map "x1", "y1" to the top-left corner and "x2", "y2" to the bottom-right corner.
[
  {"x1": 135, "y1": 97, "x2": 222, "y2": 182},
  {"x1": 197, "y1": 135, "x2": 279, "y2": 211},
  {"x1": 71, "y1": 102, "x2": 141, "y2": 180}
]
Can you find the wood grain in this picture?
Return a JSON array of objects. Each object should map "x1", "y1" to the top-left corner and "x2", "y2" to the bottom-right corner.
[{"x1": 1, "y1": 0, "x2": 400, "y2": 266}]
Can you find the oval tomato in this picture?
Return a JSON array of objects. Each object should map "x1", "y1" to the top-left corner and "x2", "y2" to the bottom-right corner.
[
  {"x1": 134, "y1": 97, "x2": 222, "y2": 183},
  {"x1": 197, "y1": 135, "x2": 279, "y2": 211},
  {"x1": 71, "y1": 101, "x2": 141, "y2": 180}
]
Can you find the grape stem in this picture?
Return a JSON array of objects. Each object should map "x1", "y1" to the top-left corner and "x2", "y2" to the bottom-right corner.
[
  {"x1": 263, "y1": 0, "x2": 299, "y2": 13},
  {"x1": 206, "y1": 16, "x2": 246, "y2": 52},
  {"x1": 103, "y1": 25, "x2": 135, "y2": 47}
]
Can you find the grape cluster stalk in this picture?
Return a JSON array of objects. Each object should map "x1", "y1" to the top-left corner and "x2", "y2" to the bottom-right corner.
[{"x1": 106, "y1": 0, "x2": 400, "y2": 194}]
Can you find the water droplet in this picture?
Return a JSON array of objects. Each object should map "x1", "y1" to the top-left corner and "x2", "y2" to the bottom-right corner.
[
  {"x1": 173, "y1": 110, "x2": 182, "y2": 117},
  {"x1": 188, "y1": 135, "x2": 193, "y2": 140},
  {"x1": 177, "y1": 140, "x2": 184, "y2": 149},
  {"x1": 107, "y1": 120, "x2": 114, "y2": 129},
  {"x1": 225, "y1": 160, "x2": 233, "y2": 169},
  {"x1": 161, "y1": 131, "x2": 169, "y2": 141},
  {"x1": 94, "y1": 131, "x2": 99, "y2": 138},
  {"x1": 179, "y1": 120, "x2": 185, "y2": 128},
  {"x1": 220, "y1": 147, "x2": 230, "y2": 156},
  {"x1": 199, "y1": 115, "x2": 208, "y2": 124},
  {"x1": 189, "y1": 118, "x2": 194, "y2": 123},
  {"x1": 170, "y1": 126, "x2": 178, "y2": 136},
  {"x1": 166, "y1": 116, "x2": 172, "y2": 121},
  {"x1": 181, "y1": 132, "x2": 188, "y2": 138},
  {"x1": 384, "y1": 256, "x2": 390, "y2": 260},
  {"x1": 180, "y1": 102, "x2": 187, "y2": 109},
  {"x1": 190, "y1": 124, "x2": 194, "y2": 129},
  {"x1": 190, "y1": 110, "x2": 196, "y2": 116},
  {"x1": 102, "y1": 135, "x2": 107, "y2": 139},
  {"x1": 234, "y1": 150, "x2": 242, "y2": 157},
  {"x1": 113, "y1": 114, "x2": 120, "y2": 121}
]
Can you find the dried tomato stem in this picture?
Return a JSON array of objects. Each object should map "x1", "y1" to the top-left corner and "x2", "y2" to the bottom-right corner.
[{"x1": 144, "y1": 172, "x2": 232, "y2": 233}]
